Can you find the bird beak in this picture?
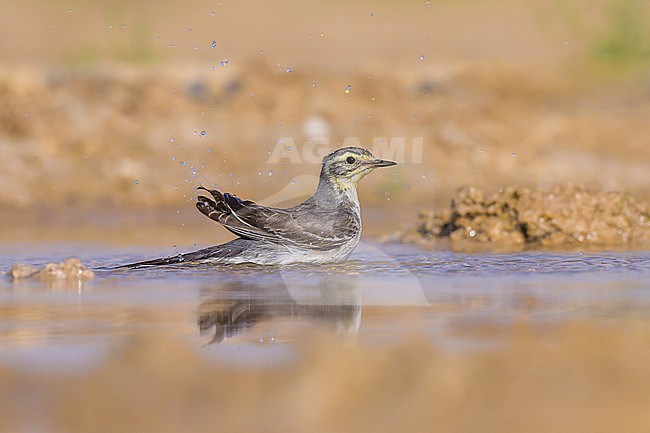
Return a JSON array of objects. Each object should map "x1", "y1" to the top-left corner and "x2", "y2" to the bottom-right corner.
[{"x1": 370, "y1": 158, "x2": 397, "y2": 167}]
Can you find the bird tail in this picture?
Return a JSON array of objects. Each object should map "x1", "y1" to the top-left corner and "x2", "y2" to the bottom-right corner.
[{"x1": 116, "y1": 246, "x2": 226, "y2": 269}]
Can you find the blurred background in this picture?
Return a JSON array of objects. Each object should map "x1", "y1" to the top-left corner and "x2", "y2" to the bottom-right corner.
[
  {"x1": 2, "y1": 2, "x2": 650, "y2": 432},
  {"x1": 1, "y1": 0, "x2": 650, "y2": 246}
]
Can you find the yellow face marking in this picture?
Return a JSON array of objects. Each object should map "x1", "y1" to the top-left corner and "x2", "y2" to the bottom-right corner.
[{"x1": 329, "y1": 152, "x2": 376, "y2": 192}]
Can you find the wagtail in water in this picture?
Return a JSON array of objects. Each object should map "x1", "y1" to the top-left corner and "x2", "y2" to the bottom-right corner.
[{"x1": 123, "y1": 147, "x2": 396, "y2": 267}]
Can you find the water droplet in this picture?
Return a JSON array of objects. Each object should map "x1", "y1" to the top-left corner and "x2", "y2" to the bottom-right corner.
[
  {"x1": 268, "y1": 171, "x2": 273, "y2": 176},
  {"x1": 419, "y1": 55, "x2": 424, "y2": 61},
  {"x1": 200, "y1": 130, "x2": 206, "y2": 136},
  {"x1": 68, "y1": 8, "x2": 72, "y2": 13},
  {"x1": 345, "y1": 84, "x2": 352, "y2": 94},
  {"x1": 286, "y1": 67, "x2": 292, "y2": 73},
  {"x1": 258, "y1": 171, "x2": 262, "y2": 176},
  {"x1": 171, "y1": 156, "x2": 177, "y2": 161},
  {"x1": 108, "y1": 25, "x2": 113, "y2": 30},
  {"x1": 512, "y1": 153, "x2": 516, "y2": 158},
  {"x1": 133, "y1": 180, "x2": 139, "y2": 185},
  {"x1": 211, "y1": 11, "x2": 216, "y2": 16},
  {"x1": 211, "y1": 40, "x2": 217, "y2": 48},
  {"x1": 122, "y1": 24, "x2": 127, "y2": 29},
  {"x1": 469, "y1": 230, "x2": 476, "y2": 238},
  {"x1": 287, "y1": 146, "x2": 292, "y2": 151},
  {"x1": 219, "y1": 59, "x2": 229, "y2": 66}
]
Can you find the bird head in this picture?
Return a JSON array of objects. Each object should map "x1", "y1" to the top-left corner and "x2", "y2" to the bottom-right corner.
[{"x1": 320, "y1": 147, "x2": 396, "y2": 192}]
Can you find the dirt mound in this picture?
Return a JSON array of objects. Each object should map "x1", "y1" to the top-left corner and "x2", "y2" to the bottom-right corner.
[
  {"x1": 397, "y1": 185, "x2": 650, "y2": 249},
  {"x1": 10, "y1": 258, "x2": 95, "y2": 283}
]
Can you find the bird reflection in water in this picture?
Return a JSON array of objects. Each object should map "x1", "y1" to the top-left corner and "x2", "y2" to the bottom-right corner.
[{"x1": 197, "y1": 272, "x2": 361, "y2": 345}]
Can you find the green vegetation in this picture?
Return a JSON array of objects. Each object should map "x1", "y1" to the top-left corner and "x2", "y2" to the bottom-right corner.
[
  {"x1": 553, "y1": 0, "x2": 650, "y2": 74},
  {"x1": 67, "y1": 1, "x2": 162, "y2": 66},
  {"x1": 591, "y1": 0, "x2": 650, "y2": 66}
]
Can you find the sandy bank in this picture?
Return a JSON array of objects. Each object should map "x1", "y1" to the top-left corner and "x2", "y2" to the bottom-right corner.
[{"x1": 396, "y1": 185, "x2": 650, "y2": 250}]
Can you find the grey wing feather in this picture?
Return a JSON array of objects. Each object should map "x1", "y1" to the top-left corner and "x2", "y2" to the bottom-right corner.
[
  {"x1": 196, "y1": 188, "x2": 286, "y2": 242},
  {"x1": 196, "y1": 187, "x2": 358, "y2": 249}
]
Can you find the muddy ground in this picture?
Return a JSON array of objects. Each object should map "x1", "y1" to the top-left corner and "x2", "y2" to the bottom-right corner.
[
  {"x1": 396, "y1": 185, "x2": 650, "y2": 249},
  {"x1": 2, "y1": 60, "x2": 650, "y2": 251},
  {"x1": 2, "y1": 61, "x2": 650, "y2": 212},
  {"x1": 2, "y1": 0, "x2": 650, "y2": 249}
]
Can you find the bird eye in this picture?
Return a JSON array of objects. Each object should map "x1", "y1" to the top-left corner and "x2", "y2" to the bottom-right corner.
[{"x1": 346, "y1": 156, "x2": 356, "y2": 164}]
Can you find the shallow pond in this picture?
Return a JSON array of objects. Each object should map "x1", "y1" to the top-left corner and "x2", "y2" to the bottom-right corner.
[{"x1": 2, "y1": 241, "x2": 650, "y2": 371}]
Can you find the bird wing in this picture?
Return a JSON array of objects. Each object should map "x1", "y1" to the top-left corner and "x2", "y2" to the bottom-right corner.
[{"x1": 196, "y1": 187, "x2": 358, "y2": 249}]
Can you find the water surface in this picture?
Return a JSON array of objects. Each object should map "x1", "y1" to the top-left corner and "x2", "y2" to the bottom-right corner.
[{"x1": 2, "y1": 242, "x2": 649, "y2": 370}]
